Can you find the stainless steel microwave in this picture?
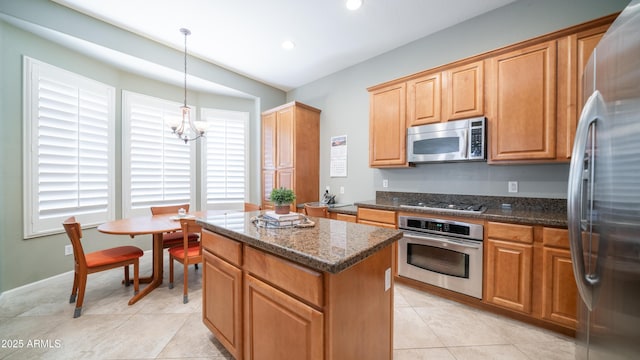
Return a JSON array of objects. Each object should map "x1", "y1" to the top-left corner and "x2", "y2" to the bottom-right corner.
[{"x1": 407, "y1": 117, "x2": 486, "y2": 163}]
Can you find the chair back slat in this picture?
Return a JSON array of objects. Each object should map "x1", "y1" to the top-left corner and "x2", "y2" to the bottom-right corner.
[
  {"x1": 180, "y1": 218, "x2": 202, "y2": 254},
  {"x1": 304, "y1": 204, "x2": 329, "y2": 218},
  {"x1": 150, "y1": 204, "x2": 190, "y2": 215},
  {"x1": 62, "y1": 216, "x2": 87, "y2": 268}
]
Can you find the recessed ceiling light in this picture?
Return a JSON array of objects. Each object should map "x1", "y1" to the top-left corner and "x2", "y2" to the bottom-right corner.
[
  {"x1": 346, "y1": 0, "x2": 363, "y2": 11},
  {"x1": 281, "y1": 40, "x2": 295, "y2": 50}
]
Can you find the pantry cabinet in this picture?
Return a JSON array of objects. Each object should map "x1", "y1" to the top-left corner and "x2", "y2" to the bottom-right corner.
[
  {"x1": 261, "y1": 102, "x2": 320, "y2": 210},
  {"x1": 487, "y1": 41, "x2": 557, "y2": 162},
  {"x1": 485, "y1": 222, "x2": 534, "y2": 314},
  {"x1": 369, "y1": 83, "x2": 408, "y2": 167}
]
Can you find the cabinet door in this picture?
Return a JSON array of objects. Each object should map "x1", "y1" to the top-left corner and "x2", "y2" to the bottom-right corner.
[
  {"x1": 443, "y1": 61, "x2": 484, "y2": 120},
  {"x1": 203, "y1": 251, "x2": 243, "y2": 360},
  {"x1": 485, "y1": 239, "x2": 533, "y2": 314},
  {"x1": 488, "y1": 41, "x2": 557, "y2": 162},
  {"x1": 407, "y1": 73, "x2": 441, "y2": 126},
  {"x1": 244, "y1": 274, "x2": 323, "y2": 360},
  {"x1": 369, "y1": 83, "x2": 407, "y2": 167},
  {"x1": 276, "y1": 107, "x2": 295, "y2": 169},
  {"x1": 261, "y1": 170, "x2": 275, "y2": 209},
  {"x1": 542, "y1": 247, "x2": 578, "y2": 328},
  {"x1": 261, "y1": 112, "x2": 276, "y2": 170}
]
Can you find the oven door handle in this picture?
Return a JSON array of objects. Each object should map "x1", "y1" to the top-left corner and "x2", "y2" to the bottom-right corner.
[{"x1": 402, "y1": 232, "x2": 481, "y2": 251}]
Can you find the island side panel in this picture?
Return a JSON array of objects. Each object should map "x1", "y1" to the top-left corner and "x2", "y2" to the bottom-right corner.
[{"x1": 324, "y1": 244, "x2": 393, "y2": 360}]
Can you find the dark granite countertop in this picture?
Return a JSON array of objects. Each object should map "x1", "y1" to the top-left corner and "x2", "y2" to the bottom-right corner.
[
  {"x1": 197, "y1": 211, "x2": 403, "y2": 274},
  {"x1": 354, "y1": 192, "x2": 568, "y2": 227}
]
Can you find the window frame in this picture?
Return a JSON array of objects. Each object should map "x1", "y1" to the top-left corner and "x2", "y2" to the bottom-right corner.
[
  {"x1": 23, "y1": 56, "x2": 116, "y2": 238},
  {"x1": 121, "y1": 90, "x2": 197, "y2": 218},
  {"x1": 200, "y1": 108, "x2": 250, "y2": 210}
]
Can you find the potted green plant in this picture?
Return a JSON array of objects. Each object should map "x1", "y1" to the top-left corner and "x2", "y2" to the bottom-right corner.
[{"x1": 270, "y1": 187, "x2": 296, "y2": 214}]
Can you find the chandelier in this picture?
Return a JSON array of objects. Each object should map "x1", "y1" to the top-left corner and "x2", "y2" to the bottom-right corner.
[{"x1": 171, "y1": 28, "x2": 205, "y2": 143}]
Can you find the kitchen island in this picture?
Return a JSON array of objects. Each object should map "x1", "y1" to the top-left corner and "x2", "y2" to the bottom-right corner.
[{"x1": 197, "y1": 211, "x2": 403, "y2": 360}]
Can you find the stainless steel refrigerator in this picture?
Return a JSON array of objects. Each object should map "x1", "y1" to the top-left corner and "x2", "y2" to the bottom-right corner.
[{"x1": 568, "y1": 0, "x2": 640, "y2": 359}]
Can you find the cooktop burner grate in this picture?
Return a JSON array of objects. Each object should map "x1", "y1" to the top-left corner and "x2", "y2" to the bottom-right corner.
[{"x1": 399, "y1": 202, "x2": 486, "y2": 213}]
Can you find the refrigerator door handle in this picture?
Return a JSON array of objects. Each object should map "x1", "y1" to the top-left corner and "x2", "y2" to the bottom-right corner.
[{"x1": 568, "y1": 90, "x2": 605, "y2": 311}]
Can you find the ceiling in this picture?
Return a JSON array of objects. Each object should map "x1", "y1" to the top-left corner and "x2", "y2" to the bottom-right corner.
[{"x1": 52, "y1": 0, "x2": 517, "y2": 92}]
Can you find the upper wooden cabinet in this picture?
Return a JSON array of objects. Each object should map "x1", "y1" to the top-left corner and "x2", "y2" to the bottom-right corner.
[
  {"x1": 369, "y1": 83, "x2": 408, "y2": 167},
  {"x1": 443, "y1": 61, "x2": 484, "y2": 121},
  {"x1": 406, "y1": 61, "x2": 484, "y2": 127},
  {"x1": 261, "y1": 101, "x2": 321, "y2": 210},
  {"x1": 557, "y1": 24, "x2": 609, "y2": 160},
  {"x1": 487, "y1": 40, "x2": 557, "y2": 163},
  {"x1": 407, "y1": 72, "x2": 441, "y2": 126}
]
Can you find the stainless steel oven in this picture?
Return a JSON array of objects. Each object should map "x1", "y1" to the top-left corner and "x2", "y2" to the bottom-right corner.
[{"x1": 398, "y1": 215, "x2": 483, "y2": 299}]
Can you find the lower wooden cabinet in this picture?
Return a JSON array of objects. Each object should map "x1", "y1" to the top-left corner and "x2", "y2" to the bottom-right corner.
[
  {"x1": 244, "y1": 275, "x2": 324, "y2": 360},
  {"x1": 485, "y1": 238, "x2": 533, "y2": 314},
  {"x1": 541, "y1": 228, "x2": 578, "y2": 328},
  {"x1": 357, "y1": 208, "x2": 397, "y2": 229},
  {"x1": 484, "y1": 222, "x2": 578, "y2": 332}
]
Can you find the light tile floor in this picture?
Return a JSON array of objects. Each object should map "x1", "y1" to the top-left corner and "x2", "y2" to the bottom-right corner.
[{"x1": 0, "y1": 251, "x2": 575, "y2": 359}]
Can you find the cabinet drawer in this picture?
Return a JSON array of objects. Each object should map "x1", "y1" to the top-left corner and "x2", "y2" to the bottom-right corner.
[
  {"x1": 244, "y1": 246, "x2": 323, "y2": 308},
  {"x1": 487, "y1": 222, "x2": 533, "y2": 244},
  {"x1": 542, "y1": 227, "x2": 569, "y2": 249},
  {"x1": 334, "y1": 213, "x2": 357, "y2": 223},
  {"x1": 357, "y1": 208, "x2": 396, "y2": 225},
  {"x1": 202, "y1": 230, "x2": 242, "y2": 267}
]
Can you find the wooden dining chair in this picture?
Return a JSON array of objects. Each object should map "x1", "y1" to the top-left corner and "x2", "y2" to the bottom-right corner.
[
  {"x1": 168, "y1": 218, "x2": 203, "y2": 303},
  {"x1": 63, "y1": 217, "x2": 143, "y2": 318},
  {"x1": 149, "y1": 204, "x2": 200, "y2": 249},
  {"x1": 304, "y1": 204, "x2": 329, "y2": 218},
  {"x1": 244, "y1": 202, "x2": 262, "y2": 211}
]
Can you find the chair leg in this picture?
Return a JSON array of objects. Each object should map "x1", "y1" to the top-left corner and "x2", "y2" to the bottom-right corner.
[
  {"x1": 183, "y1": 262, "x2": 189, "y2": 304},
  {"x1": 169, "y1": 255, "x2": 174, "y2": 289},
  {"x1": 133, "y1": 260, "x2": 139, "y2": 294},
  {"x1": 123, "y1": 265, "x2": 130, "y2": 287},
  {"x1": 74, "y1": 272, "x2": 88, "y2": 318},
  {"x1": 70, "y1": 271, "x2": 79, "y2": 303},
  {"x1": 194, "y1": 264, "x2": 198, "y2": 270}
]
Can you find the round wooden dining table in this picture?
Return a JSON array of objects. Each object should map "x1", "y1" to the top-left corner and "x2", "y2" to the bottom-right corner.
[{"x1": 97, "y1": 210, "x2": 229, "y2": 305}]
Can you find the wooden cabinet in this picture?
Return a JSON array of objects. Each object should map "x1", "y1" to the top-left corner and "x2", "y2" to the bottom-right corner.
[
  {"x1": 244, "y1": 275, "x2": 324, "y2": 360},
  {"x1": 203, "y1": 229, "x2": 394, "y2": 360},
  {"x1": 261, "y1": 102, "x2": 321, "y2": 210},
  {"x1": 541, "y1": 227, "x2": 578, "y2": 328},
  {"x1": 485, "y1": 222, "x2": 534, "y2": 314},
  {"x1": 331, "y1": 212, "x2": 357, "y2": 223},
  {"x1": 357, "y1": 207, "x2": 396, "y2": 229},
  {"x1": 406, "y1": 60, "x2": 483, "y2": 126},
  {"x1": 407, "y1": 72, "x2": 441, "y2": 126},
  {"x1": 443, "y1": 61, "x2": 484, "y2": 121},
  {"x1": 369, "y1": 83, "x2": 408, "y2": 167},
  {"x1": 487, "y1": 40, "x2": 558, "y2": 162},
  {"x1": 202, "y1": 231, "x2": 243, "y2": 360},
  {"x1": 557, "y1": 25, "x2": 609, "y2": 159}
]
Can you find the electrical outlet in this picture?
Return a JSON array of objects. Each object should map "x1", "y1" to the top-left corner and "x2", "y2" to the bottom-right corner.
[
  {"x1": 382, "y1": 179, "x2": 388, "y2": 188},
  {"x1": 508, "y1": 181, "x2": 518, "y2": 193},
  {"x1": 340, "y1": 186, "x2": 344, "y2": 194},
  {"x1": 65, "y1": 244, "x2": 73, "y2": 256}
]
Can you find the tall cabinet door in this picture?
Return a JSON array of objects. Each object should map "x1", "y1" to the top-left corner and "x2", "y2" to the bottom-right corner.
[
  {"x1": 488, "y1": 41, "x2": 557, "y2": 162},
  {"x1": 261, "y1": 112, "x2": 276, "y2": 170},
  {"x1": 369, "y1": 83, "x2": 407, "y2": 167},
  {"x1": 276, "y1": 107, "x2": 295, "y2": 169}
]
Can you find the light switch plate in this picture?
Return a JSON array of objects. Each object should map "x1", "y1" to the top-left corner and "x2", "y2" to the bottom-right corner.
[
  {"x1": 382, "y1": 179, "x2": 388, "y2": 188},
  {"x1": 508, "y1": 181, "x2": 518, "y2": 193},
  {"x1": 384, "y1": 268, "x2": 391, "y2": 291}
]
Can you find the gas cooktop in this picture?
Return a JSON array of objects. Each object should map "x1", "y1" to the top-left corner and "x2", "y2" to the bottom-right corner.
[{"x1": 399, "y1": 202, "x2": 486, "y2": 214}]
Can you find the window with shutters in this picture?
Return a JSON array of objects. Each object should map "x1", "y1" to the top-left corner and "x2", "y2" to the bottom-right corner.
[
  {"x1": 23, "y1": 57, "x2": 116, "y2": 238},
  {"x1": 122, "y1": 91, "x2": 196, "y2": 218},
  {"x1": 201, "y1": 108, "x2": 249, "y2": 210}
]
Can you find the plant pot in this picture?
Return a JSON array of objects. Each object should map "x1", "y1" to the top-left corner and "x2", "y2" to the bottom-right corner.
[{"x1": 274, "y1": 204, "x2": 291, "y2": 214}]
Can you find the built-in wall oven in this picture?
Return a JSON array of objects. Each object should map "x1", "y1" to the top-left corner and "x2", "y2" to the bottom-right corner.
[{"x1": 397, "y1": 215, "x2": 484, "y2": 299}]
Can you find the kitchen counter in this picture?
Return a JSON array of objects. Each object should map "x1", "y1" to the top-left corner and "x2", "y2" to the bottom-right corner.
[
  {"x1": 197, "y1": 210, "x2": 402, "y2": 273},
  {"x1": 354, "y1": 192, "x2": 568, "y2": 227}
]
